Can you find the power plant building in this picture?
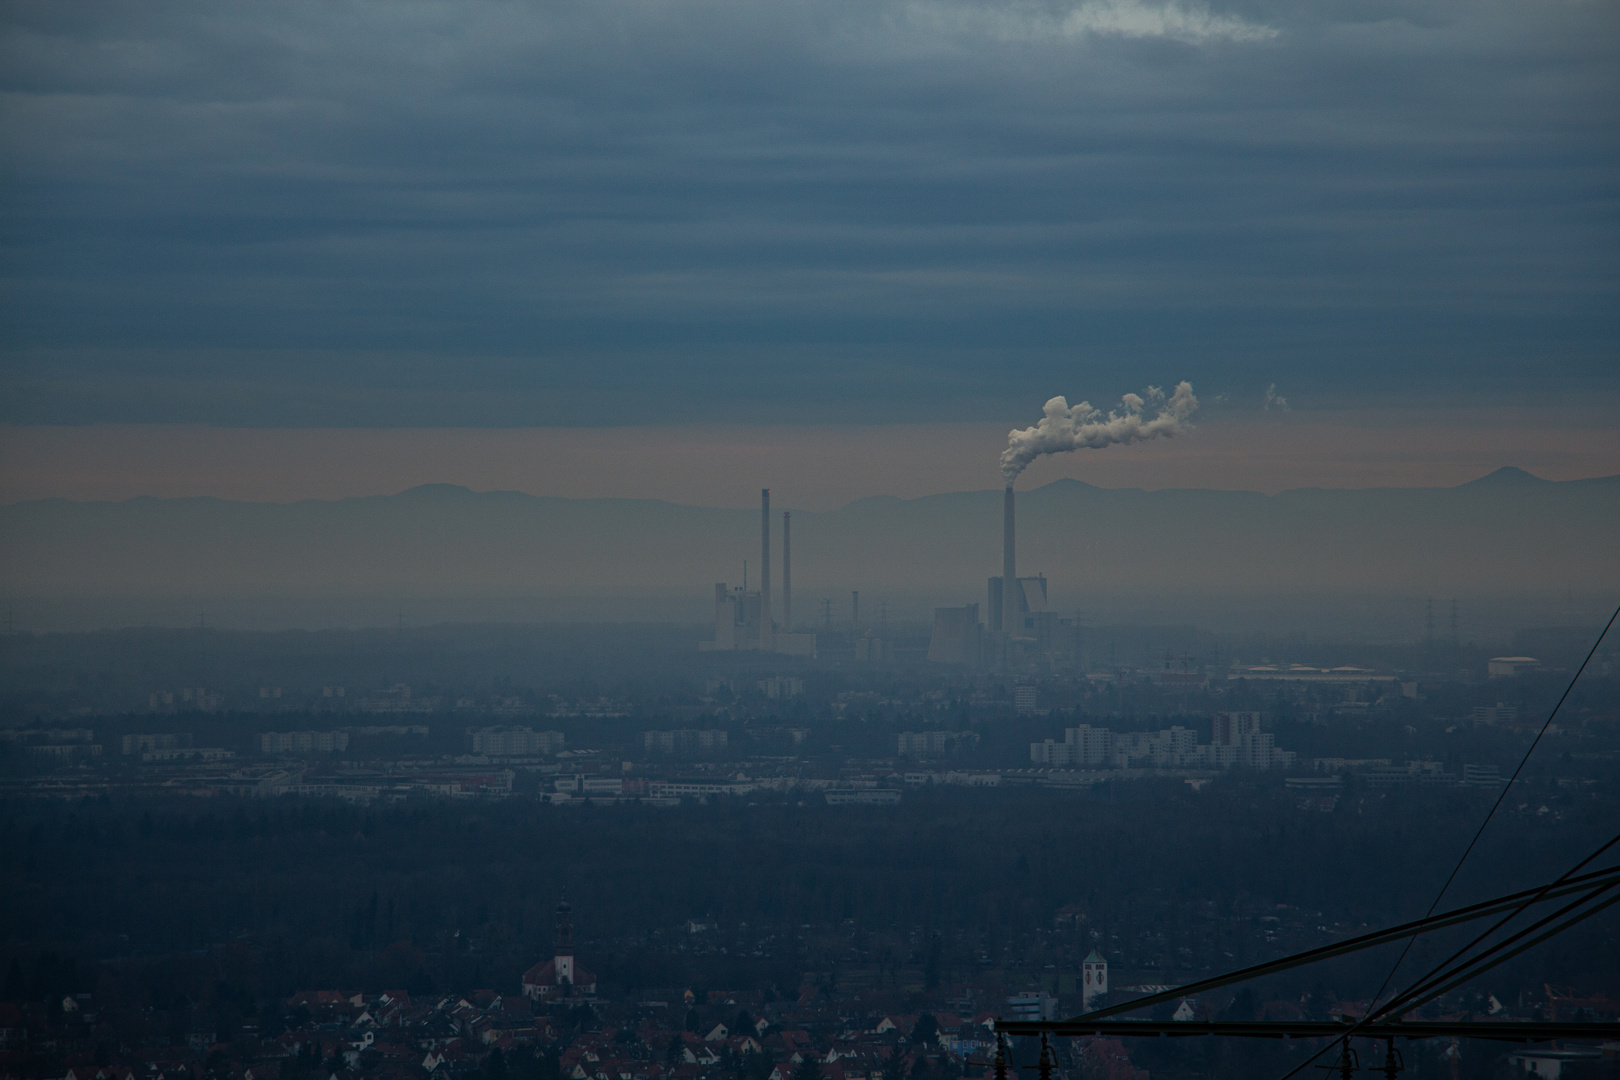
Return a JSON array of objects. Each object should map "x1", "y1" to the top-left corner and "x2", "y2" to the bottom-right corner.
[
  {"x1": 987, "y1": 573, "x2": 1048, "y2": 634},
  {"x1": 927, "y1": 484, "x2": 1078, "y2": 666},
  {"x1": 991, "y1": 484, "x2": 1081, "y2": 662}
]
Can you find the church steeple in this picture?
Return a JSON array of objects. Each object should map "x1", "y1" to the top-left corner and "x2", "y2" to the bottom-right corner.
[
  {"x1": 555, "y1": 895, "x2": 574, "y2": 954},
  {"x1": 521, "y1": 892, "x2": 594, "y2": 1002},
  {"x1": 553, "y1": 894, "x2": 575, "y2": 986}
]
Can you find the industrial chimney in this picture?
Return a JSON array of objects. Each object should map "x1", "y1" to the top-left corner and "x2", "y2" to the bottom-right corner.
[
  {"x1": 1003, "y1": 484, "x2": 1018, "y2": 639},
  {"x1": 760, "y1": 489, "x2": 772, "y2": 647},
  {"x1": 782, "y1": 511, "x2": 792, "y2": 632}
]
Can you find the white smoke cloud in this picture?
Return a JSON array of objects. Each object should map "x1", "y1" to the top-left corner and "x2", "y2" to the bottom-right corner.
[
  {"x1": 1000, "y1": 381, "x2": 1198, "y2": 482},
  {"x1": 1060, "y1": 1, "x2": 1279, "y2": 43},
  {"x1": 1264, "y1": 383, "x2": 1290, "y2": 412},
  {"x1": 910, "y1": 0, "x2": 1279, "y2": 45}
]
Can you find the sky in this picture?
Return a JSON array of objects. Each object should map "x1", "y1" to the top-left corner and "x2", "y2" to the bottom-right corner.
[
  {"x1": 2, "y1": 0, "x2": 1617, "y2": 504},
  {"x1": 2, "y1": 406, "x2": 1618, "y2": 508}
]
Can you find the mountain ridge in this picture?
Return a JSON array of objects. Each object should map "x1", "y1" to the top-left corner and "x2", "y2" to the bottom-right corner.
[
  {"x1": 3, "y1": 467, "x2": 1615, "y2": 602},
  {"x1": 8, "y1": 466, "x2": 1615, "y2": 513}
]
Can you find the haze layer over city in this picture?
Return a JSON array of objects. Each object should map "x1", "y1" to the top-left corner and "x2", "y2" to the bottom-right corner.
[{"x1": 2, "y1": 2, "x2": 1618, "y2": 1080}]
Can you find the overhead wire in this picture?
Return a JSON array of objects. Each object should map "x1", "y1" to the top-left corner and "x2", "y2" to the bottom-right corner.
[
  {"x1": 1043, "y1": 863, "x2": 1620, "y2": 1024},
  {"x1": 1366, "y1": 837, "x2": 1620, "y2": 1022},
  {"x1": 1393, "y1": 890, "x2": 1620, "y2": 1016},
  {"x1": 1269, "y1": 601, "x2": 1620, "y2": 1080}
]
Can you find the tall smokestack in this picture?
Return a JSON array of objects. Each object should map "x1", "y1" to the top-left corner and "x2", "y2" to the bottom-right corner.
[
  {"x1": 782, "y1": 511, "x2": 792, "y2": 632},
  {"x1": 1003, "y1": 484, "x2": 1018, "y2": 638},
  {"x1": 760, "y1": 489, "x2": 772, "y2": 645}
]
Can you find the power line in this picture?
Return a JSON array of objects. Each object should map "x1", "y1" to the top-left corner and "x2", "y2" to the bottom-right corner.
[
  {"x1": 1027, "y1": 865, "x2": 1620, "y2": 1026},
  {"x1": 1378, "y1": 881, "x2": 1620, "y2": 1018},
  {"x1": 1271, "y1": 601, "x2": 1620, "y2": 1080},
  {"x1": 1366, "y1": 843, "x2": 1620, "y2": 1024},
  {"x1": 998, "y1": 1019, "x2": 1620, "y2": 1042}
]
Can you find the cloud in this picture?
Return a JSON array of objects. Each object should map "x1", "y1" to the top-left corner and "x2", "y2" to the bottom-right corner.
[
  {"x1": 910, "y1": 0, "x2": 1278, "y2": 45},
  {"x1": 1058, "y1": 0, "x2": 1277, "y2": 43},
  {"x1": 0, "y1": 0, "x2": 1615, "y2": 425},
  {"x1": 1264, "y1": 383, "x2": 1290, "y2": 412}
]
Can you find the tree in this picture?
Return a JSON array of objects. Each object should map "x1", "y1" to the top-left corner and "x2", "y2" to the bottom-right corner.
[
  {"x1": 910, "y1": 1014, "x2": 938, "y2": 1049},
  {"x1": 792, "y1": 1055, "x2": 821, "y2": 1080},
  {"x1": 507, "y1": 1046, "x2": 539, "y2": 1080},
  {"x1": 538, "y1": 1045, "x2": 561, "y2": 1080},
  {"x1": 882, "y1": 1046, "x2": 907, "y2": 1080},
  {"x1": 567, "y1": 1002, "x2": 597, "y2": 1031},
  {"x1": 749, "y1": 1049, "x2": 778, "y2": 1080}
]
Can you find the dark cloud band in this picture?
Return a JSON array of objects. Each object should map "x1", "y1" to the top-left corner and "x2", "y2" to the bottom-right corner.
[{"x1": 2, "y1": 0, "x2": 1615, "y2": 424}]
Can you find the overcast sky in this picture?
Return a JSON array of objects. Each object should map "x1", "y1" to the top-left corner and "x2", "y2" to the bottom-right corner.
[{"x1": 1, "y1": 0, "x2": 1616, "y2": 493}]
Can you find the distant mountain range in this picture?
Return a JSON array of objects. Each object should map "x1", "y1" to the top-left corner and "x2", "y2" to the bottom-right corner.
[{"x1": 1, "y1": 468, "x2": 1616, "y2": 614}]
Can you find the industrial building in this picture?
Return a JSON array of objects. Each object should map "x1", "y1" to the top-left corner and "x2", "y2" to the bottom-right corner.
[
  {"x1": 897, "y1": 729, "x2": 978, "y2": 758},
  {"x1": 701, "y1": 489, "x2": 817, "y2": 656},
  {"x1": 260, "y1": 730, "x2": 349, "y2": 754},
  {"x1": 643, "y1": 728, "x2": 728, "y2": 755},
  {"x1": 470, "y1": 727, "x2": 565, "y2": 756},
  {"x1": 987, "y1": 573, "x2": 1047, "y2": 634},
  {"x1": 927, "y1": 483, "x2": 1078, "y2": 666}
]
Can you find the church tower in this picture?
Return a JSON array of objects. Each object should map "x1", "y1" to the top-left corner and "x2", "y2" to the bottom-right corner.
[
  {"x1": 522, "y1": 894, "x2": 595, "y2": 1001},
  {"x1": 1081, "y1": 949, "x2": 1108, "y2": 1011},
  {"x1": 553, "y1": 896, "x2": 575, "y2": 987}
]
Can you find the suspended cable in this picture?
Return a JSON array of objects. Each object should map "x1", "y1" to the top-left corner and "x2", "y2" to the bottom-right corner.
[{"x1": 1270, "y1": 602, "x2": 1620, "y2": 1080}]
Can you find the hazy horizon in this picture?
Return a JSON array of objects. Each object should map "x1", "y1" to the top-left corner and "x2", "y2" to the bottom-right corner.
[
  {"x1": 4, "y1": 5, "x2": 1617, "y2": 1073},
  {"x1": 4, "y1": 467, "x2": 1615, "y2": 635}
]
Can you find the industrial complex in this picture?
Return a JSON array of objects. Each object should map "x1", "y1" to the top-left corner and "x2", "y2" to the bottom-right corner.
[
  {"x1": 704, "y1": 483, "x2": 1078, "y2": 668},
  {"x1": 700, "y1": 489, "x2": 817, "y2": 656},
  {"x1": 928, "y1": 483, "x2": 1077, "y2": 667}
]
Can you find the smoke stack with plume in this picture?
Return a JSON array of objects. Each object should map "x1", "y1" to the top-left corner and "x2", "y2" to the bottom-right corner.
[
  {"x1": 1002, "y1": 483, "x2": 1017, "y2": 640},
  {"x1": 999, "y1": 381, "x2": 1198, "y2": 482}
]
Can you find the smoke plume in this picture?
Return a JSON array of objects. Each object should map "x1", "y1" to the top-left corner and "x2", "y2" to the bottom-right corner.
[{"x1": 1000, "y1": 381, "x2": 1198, "y2": 482}]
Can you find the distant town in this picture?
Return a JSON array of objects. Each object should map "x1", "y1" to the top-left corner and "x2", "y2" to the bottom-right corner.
[{"x1": 3, "y1": 491, "x2": 1617, "y2": 1080}]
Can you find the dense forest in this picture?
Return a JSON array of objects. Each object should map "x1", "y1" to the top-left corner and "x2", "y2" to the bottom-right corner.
[{"x1": 4, "y1": 779, "x2": 1614, "y2": 1008}]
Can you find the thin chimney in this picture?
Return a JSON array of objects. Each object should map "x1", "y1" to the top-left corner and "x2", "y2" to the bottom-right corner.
[
  {"x1": 782, "y1": 511, "x2": 792, "y2": 632},
  {"x1": 760, "y1": 489, "x2": 772, "y2": 645},
  {"x1": 1003, "y1": 484, "x2": 1018, "y2": 638}
]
